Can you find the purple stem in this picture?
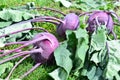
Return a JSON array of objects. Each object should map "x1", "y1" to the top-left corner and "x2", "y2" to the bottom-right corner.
[
  {"x1": 32, "y1": 19, "x2": 60, "y2": 25},
  {"x1": 0, "y1": 49, "x2": 22, "y2": 53},
  {"x1": 33, "y1": 7, "x2": 66, "y2": 16},
  {"x1": 4, "y1": 41, "x2": 28, "y2": 46},
  {"x1": 0, "y1": 36, "x2": 49, "y2": 57},
  {"x1": 5, "y1": 55, "x2": 30, "y2": 80},
  {"x1": 111, "y1": 30, "x2": 117, "y2": 40},
  {"x1": 32, "y1": 16, "x2": 64, "y2": 23},
  {"x1": 79, "y1": 11, "x2": 92, "y2": 17},
  {"x1": 79, "y1": 10, "x2": 104, "y2": 17},
  {"x1": 0, "y1": 48, "x2": 43, "y2": 64},
  {"x1": 0, "y1": 27, "x2": 48, "y2": 38},
  {"x1": 20, "y1": 63, "x2": 41, "y2": 79},
  {"x1": 95, "y1": 16, "x2": 100, "y2": 26}
]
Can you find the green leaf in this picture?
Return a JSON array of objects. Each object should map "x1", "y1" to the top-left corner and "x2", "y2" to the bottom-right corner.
[
  {"x1": 84, "y1": 26, "x2": 108, "y2": 80},
  {"x1": 50, "y1": 28, "x2": 89, "y2": 80},
  {"x1": 0, "y1": 62, "x2": 13, "y2": 77},
  {"x1": 68, "y1": 28, "x2": 89, "y2": 76},
  {"x1": 72, "y1": 0, "x2": 107, "y2": 11},
  {"x1": 22, "y1": 12, "x2": 34, "y2": 20},
  {"x1": 104, "y1": 40, "x2": 120, "y2": 80},
  {"x1": 0, "y1": 21, "x2": 12, "y2": 28},
  {"x1": 0, "y1": 9, "x2": 22, "y2": 22},
  {"x1": 87, "y1": 66, "x2": 96, "y2": 80},
  {"x1": 0, "y1": 9, "x2": 34, "y2": 22},
  {"x1": 54, "y1": 0, "x2": 72, "y2": 8},
  {"x1": 89, "y1": 26, "x2": 107, "y2": 64},
  {"x1": 0, "y1": 9, "x2": 34, "y2": 43},
  {"x1": 53, "y1": 42, "x2": 72, "y2": 80},
  {"x1": 0, "y1": 21, "x2": 33, "y2": 43},
  {"x1": 49, "y1": 68, "x2": 68, "y2": 80},
  {"x1": 91, "y1": 26, "x2": 107, "y2": 51},
  {"x1": 86, "y1": 66, "x2": 103, "y2": 80}
]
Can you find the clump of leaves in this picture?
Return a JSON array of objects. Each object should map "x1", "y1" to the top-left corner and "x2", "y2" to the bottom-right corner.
[
  {"x1": 0, "y1": 9, "x2": 35, "y2": 45},
  {"x1": 50, "y1": 25, "x2": 120, "y2": 80}
]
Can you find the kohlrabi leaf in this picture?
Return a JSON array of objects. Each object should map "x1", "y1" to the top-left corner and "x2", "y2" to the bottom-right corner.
[
  {"x1": 54, "y1": 0, "x2": 72, "y2": 8},
  {"x1": 0, "y1": 21, "x2": 12, "y2": 29},
  {"x1": 104, "y1": 40, "x2": 120, "y2": 80},
  {"x1": 0, "y1": 9, "x2": 34, "y2": 22},
  {"x1": 22, "y1": 12, "x2": 34, "y2": 20},
  {"x1": 50, "y1": 28, "x2": 89, "y2": 80},
  {"x1": 0, "y1": 9, "x2": 34, "y2": 44},
  {"x1": 86, "y1": 66, "x2": 103, "y2": 80},
  {"x1": 82, "y1": 26, "x2": 108, "y2": 80},
  {"x1": 89, "y1": 26, "x2": 107, "y2": 64},
  {"x1": 0, "y1": 21, "x2": 33, "y2": 43},
  {"x1": 0, "y1": 62, "x2": 13, "y2": 77},
  {"x1": 49, "y1": 68, "x2": 68, "y2": 80},
  {"x1": 86, "y1": 66, "x2": 96, "y2": 80},
  {"x1": 66, "y1": 28, "x2": 89, "y2": 76},
  {"x1": 51, "y1": 42, "x2": 72, "y2": 80},
  {"x1": 72, "y1": 0, "x2": 106, "y2": 11}
]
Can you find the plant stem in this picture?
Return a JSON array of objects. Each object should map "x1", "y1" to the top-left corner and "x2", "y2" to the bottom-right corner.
[
  {"x1": 20, "y1": 63, "x2": 41, "y2": 79},
  {"x1": 33, "y1": 16, "x2": 64, "y2": 23},
  {"x1": 32, "y1": 19, "x2": 60, "y2": 25},
  {"x1": 5, "y1": 41, "x2": 28, "y2": 46},
  {"x1": 33, "y1": 7, "x2": 66, "y2": 16},
  {"x1": 0, "y1": 36, "x2": 48, "y2": 57},
  {"x1": 0, "y1": 48, "x2": 43, "y2": 64},
  {"x1": 79, "y1": 11, "x2": 92, "y2": 16},
  {"x1": 0, "y1": 49, "x2": 22, "y2": 53},
  {"x1": 0, "y1": 27, "x2": 48, "y2": 38},
  {"x1": 5, "y1": 55, "x2": 30, "y2": 80}
]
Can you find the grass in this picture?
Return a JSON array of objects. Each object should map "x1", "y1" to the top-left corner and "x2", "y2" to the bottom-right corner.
[{"x1": 0, "y1": 0, "x2": 77, "y2": 80}]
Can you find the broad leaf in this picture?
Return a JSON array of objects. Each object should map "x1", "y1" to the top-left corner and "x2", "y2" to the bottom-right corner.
[
  {"x1": 50, "y1": 28, "x2": 89, "y2": 80},
  {"x1": 89, "y1": 26, "x2": 107, "y2": 64},
  {"x1": 104, "y1": 40, "x2": 120, "y2": 80},
  {"x1": 72, "y1": 0, "x2": 107, "y2": 11},
  {"x1": 51, "y1": 42, "x2": 72, "y2": 80},
  {"x1": 68, "y1": 28, "x2": 89, "y2": 76},
  {"x1": 0, "y1": 9, "x2": 34, "y2": 22}
]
